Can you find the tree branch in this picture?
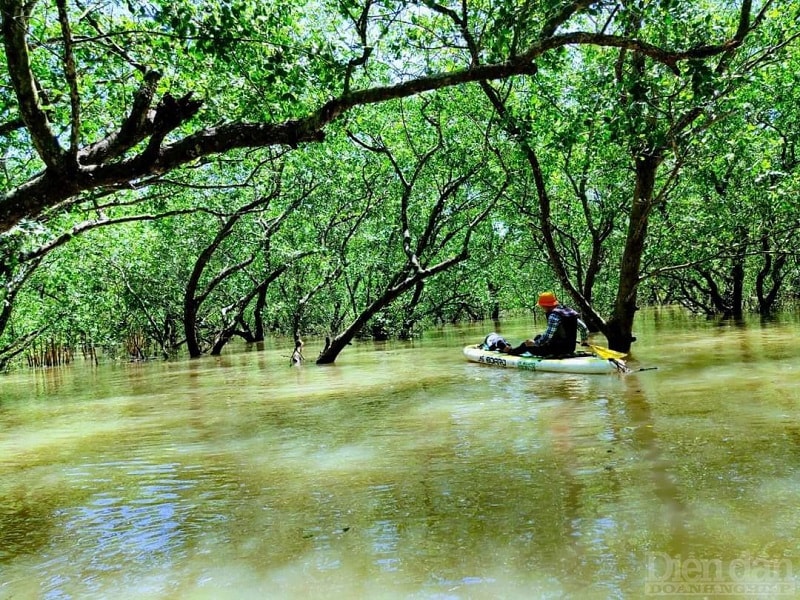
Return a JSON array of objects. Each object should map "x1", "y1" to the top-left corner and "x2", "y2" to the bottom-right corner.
[
  {"x1": 540, "y1": 0, "x2": 594, "y2": 38},
  {"x1": 80, "y1": 70, "x2": 162, "y2": 165},
  {"x1": 56, "y1": 0, "x2": 80, "y2": 159},
  {"x1": 0, "y1": 19, "x2": 750, "y2": 233},
  {"x1": 1, "y1": 0, "x2": 66, "y2": 169}
]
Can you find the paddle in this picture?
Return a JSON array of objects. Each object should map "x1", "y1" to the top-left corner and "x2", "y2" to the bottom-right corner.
[
  {"x1": 588, "y1": 344, "x2": 627, "y2": 361},
  {"x1": 588, "y1": 344, "x2": 657, "y2": 374},
  {"x1": 586, "y1": 344, "x2": 632, "y2": 374}
]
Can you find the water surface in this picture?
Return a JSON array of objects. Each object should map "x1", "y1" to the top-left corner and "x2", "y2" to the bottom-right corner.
[{"x1": 2, "y1": 311, "x2": 799, "y2": 599}]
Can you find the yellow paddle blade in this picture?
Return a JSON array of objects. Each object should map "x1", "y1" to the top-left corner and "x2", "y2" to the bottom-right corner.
[{"x1": 589, "y1": 344, "x2": 627, "y2": 360}]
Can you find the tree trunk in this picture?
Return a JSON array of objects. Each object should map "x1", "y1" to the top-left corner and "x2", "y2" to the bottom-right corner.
[
  {"x1": 209, "y1": 331, "x2": 232, "y2": 356},
  {"x1": 398, "y1": 281, "x2": 424, "y2": 339},
  {"x1": 605, "y1": 154, "x2": 661, "y2": 352},
  {"x1": 253, "y1": 285, "x2": 267, "y2": 342},
  {"x1": 183, "y1": 293, "x2": 203, "y2": 358},
  {"x1": 488, "y1": 282, "x2": 500, "y2": 321},
  {"x1": 727, "y1": 223, "x2": 748, "y2": 320},
  {"x1": 756, "y1": 234, "x2": 787, "y2": 316},
  {"x1": 316, "y1": 277, "x2": 420, "y2": 364},
  {"x1": 730, "y1": 260, "x2": 745, "y2": 320},
  {"x1": 317, "y1": 254, "x2": 467, "y2": 364}
]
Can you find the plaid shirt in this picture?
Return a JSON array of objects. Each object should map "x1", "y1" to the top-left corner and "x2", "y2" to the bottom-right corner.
[{"x1": 536, "y1": 311, "x2": 589, "y2": 346}]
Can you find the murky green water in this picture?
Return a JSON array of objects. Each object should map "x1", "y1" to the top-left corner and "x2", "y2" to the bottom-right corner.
[{"x1": 2, "y1": 310, "x2": 800, "y2": 599}]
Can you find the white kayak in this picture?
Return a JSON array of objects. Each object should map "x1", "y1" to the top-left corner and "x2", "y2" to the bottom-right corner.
[{"x1": 463, "y1": 344, "x2": 625, "y2": 374}]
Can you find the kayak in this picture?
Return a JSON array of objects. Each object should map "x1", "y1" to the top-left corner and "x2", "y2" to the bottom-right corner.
[{"x1": 463, "y1": 344, "x2": 625, "y2": 374}]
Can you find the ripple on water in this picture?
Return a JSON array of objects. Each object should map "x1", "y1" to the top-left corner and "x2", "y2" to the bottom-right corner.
[
  {"x1": 3, "y1": 317, "x2": 800, "y2": 599},
  {"x1": 20, "y1": 454, "x2": 243, "y2": 598}
]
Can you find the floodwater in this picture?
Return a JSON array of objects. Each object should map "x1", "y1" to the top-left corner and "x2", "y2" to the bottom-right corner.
[{"x1": 1, "y1": 309, "x2": 799, "y2": 599}]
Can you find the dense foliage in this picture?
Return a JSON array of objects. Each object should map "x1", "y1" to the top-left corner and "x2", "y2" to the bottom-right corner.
[{"x1": 0, "y1": 0, "x2": 797, "y2": 368}]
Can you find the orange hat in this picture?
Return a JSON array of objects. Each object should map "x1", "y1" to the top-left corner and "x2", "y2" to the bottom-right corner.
[{"x1": 537, "y1": 291, "x2": 559, "y2": 308}]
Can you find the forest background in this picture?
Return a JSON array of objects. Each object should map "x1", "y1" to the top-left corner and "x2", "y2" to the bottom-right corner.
[{"x1": 0, "y1": 0, "x2": 797, "y2": 369}]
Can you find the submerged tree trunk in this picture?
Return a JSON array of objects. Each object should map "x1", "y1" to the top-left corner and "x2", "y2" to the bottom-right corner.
[
  {"x1": 605, "y1": 154, "x2": 661, "y2": 352},
  {"x1": 183, "y1": 281, "x2": 203, "y2": 358},
  {"x1": 208, "y1": 265, "x2": 291, "y2": 356},
  {"x1": 316, "y1": 255, "x2": 467, "y2": 364},
  {"x1": 398, "y1": 281, "x2": 424, "y2": 339},
  {"x1": 316, "y1": 279, "x2": 418, "y2": 364},
  {"x1": 253, "y1": 285, "x2": 268, "y2": 342},
  {"x1": 756, "y1": 234, "x2": 788, "y2": 317},
  {"x1": 487, "y1": 282, "x2": 500, "y2": 321},
  {"x1": 730, "y1": 253, "x2": 746, "y2": 321}
]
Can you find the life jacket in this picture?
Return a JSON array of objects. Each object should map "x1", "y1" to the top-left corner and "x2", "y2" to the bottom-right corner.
[{"x1": 543, "y1": 306, "x2": 579, "y2": 354}]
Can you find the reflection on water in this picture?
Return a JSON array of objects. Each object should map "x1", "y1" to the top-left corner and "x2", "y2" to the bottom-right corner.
[{"x1": 1, "y1": 311, "x2": 800, "y2": 599}]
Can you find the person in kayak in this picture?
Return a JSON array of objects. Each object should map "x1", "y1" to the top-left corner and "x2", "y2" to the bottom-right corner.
[{"x1": 508, "y1": 291, "x2": 589, "y2": 357}]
